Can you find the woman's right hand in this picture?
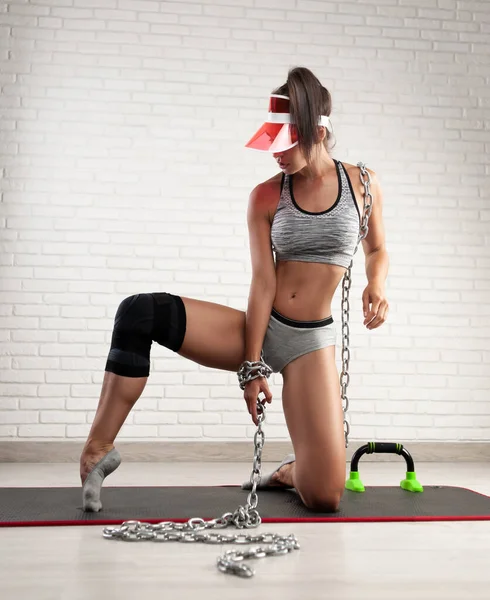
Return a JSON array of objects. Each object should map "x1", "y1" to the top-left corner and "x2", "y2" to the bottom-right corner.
[{"x1": 243, "y1": 377, "x2": 273, "y2": 426}]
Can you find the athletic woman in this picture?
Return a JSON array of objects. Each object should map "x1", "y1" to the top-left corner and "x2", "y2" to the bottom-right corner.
[{"x1": 80, "y1": 66, "x2": 389, "y2": 513}]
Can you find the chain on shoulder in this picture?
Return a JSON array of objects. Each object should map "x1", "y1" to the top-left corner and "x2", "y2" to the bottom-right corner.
[
  {"x1": 340, "y1": 162, "x2": 374, "y2": 448},
  {"x1": 102, "y1": 401, "x2": 299, "y2": 578}
]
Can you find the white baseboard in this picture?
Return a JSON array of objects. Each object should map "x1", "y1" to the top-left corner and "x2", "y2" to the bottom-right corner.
[{"x1": 1, "y1": 441, "x2": 490, "y2": 463}]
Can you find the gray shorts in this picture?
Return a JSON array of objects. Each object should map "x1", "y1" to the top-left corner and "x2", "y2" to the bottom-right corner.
[{"x1": 262, "y1": 308, "x2": 337, "y2": 374}]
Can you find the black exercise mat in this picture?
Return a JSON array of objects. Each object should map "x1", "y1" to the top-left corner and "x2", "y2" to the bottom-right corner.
[{"x1": 1, "y1": 485, "x2": 490, "y2": 526}]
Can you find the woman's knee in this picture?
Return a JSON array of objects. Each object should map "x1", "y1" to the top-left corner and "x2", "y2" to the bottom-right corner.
[
  {"x1": 106, "y1": 292, "x2": 185, "y2": 378},
  {"x1": 298, "y1": 482, "x2": 344, "y2": 512},
  {"x1": 300, "y1": 485, "x2": 344, "y2": 513}
]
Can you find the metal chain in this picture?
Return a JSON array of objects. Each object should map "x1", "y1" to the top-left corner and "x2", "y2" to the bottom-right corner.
[
  {"x1": 237, "y1": 356, "x2": 273, "y2": 390},
  {"x1": 340, "y1": 162, "x2": 373, "y2": 447},
  {"x1": 102, "y1": 401, "x2": 299, "y2": 578}
]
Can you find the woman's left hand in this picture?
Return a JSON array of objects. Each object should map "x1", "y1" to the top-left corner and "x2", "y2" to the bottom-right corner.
[{"x1": 362, "y1": 283, "x2": 389, "y2": 330}]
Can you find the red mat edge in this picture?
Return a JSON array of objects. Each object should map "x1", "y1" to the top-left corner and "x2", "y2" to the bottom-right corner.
[{"x1": 2, "y1": 515, "x2": 490, "y2": 528}]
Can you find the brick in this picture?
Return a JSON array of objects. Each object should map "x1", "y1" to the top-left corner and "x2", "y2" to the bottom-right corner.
[
  {"x1": 0, "y1": 426, "x2": 17, "y2": 437},
  {"x1": 179, "y1": 413, "x2": 221, "y2": 425},
  {"x1": 133, "y1": 412, "x2": 178, "y2": 425},
  {"x1": 41, "y1": 410, "x2": 85, "y2": 423},
  {"x1": 158, "y1": 425, "x2": 202, "y2": 438},
  {"x1": 18, "y1": 425, "x2": 65, "y2": 437},
  {"x1": 66, "y1": 425, "x2": 91, "y2": 438}
]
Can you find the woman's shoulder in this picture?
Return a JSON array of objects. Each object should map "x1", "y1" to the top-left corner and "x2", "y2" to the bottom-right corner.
[
  {"x1": 248, "y1": 172, "x2": 284, "y2": 226},
  {"x1": 259, "y1": 171, "x2": 284, "y2": 188},
  {"x1": 249, "y1": 172, "x2": 283, "y2": 201}
]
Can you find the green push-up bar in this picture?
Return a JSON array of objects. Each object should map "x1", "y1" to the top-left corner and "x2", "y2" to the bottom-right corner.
[{"x1": 345, "y1": 442, "x2": 423, "y2": 493}]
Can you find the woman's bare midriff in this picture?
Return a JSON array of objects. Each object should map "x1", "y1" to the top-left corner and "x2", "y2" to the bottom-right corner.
[
  {"x1": 264, "y1": 160, "x2": 363, "y2": 322},
  {"x1": 273, "y1": 259, "x2": 346, "y2": 321}
]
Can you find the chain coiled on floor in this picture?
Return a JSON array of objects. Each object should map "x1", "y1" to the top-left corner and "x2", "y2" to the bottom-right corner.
[{"x1": 102, "y1": 402, "x2": 300, "y2": 578}]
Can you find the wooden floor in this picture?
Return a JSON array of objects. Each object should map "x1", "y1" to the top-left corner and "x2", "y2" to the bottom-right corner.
[{"x1": 1, "y1": 461, "x2": 490, "y2": 600}]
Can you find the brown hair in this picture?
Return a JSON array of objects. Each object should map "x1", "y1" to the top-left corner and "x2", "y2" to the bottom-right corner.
[{"x1": 273, "y1": 66, "x2": 333, "y2": 163}]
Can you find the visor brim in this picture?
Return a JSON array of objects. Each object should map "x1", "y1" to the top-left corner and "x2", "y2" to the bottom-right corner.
[{"x1": 245, "y1": 122, "x2": 298, "y2": 153}]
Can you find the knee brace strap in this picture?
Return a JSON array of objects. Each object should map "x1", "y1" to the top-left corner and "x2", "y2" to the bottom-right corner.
[{"x1": 105, "y1": 292, "x2": 186, "y2": 378}]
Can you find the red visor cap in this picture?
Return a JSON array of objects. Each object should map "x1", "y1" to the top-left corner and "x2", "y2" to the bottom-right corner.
[{"x1": 245, "y1": 95, "x2": 299, "y2": 153}]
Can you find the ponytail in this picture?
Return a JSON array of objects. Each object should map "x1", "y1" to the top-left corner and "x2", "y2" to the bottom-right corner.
[{"x1": 273, "y1": 67, "x2": 333, "y2": 163}]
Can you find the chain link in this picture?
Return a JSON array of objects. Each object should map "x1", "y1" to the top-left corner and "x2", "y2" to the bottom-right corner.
[
  {"x1": 102, "y1": 402, "x2": 299, "y2": 578},
  {"x1": 340, "y1": 162, "x2": 373, "y2": 447}
]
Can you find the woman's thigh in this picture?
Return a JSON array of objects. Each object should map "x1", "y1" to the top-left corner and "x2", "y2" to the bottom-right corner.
[
  {"x1": 177, "y1": 296, "x2": 247, "y2": 372},
  {"x1": 281, "y1": 346, "x2": 346, "y2": 495}
]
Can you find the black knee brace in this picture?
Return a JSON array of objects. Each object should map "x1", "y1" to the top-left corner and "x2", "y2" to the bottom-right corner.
[{"x1": 105, "y1": 292, "x2": 186, "y2": 378}]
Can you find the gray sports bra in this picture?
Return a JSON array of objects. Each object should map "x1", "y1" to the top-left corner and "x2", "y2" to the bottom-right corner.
[{"x1": 270, "y1": 159, "x2": 362, "y2": 269}]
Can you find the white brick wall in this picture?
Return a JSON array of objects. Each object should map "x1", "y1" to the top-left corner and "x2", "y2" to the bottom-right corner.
[{"x1": 1, "y1": 0, "x2": 489, "y2": 444}]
